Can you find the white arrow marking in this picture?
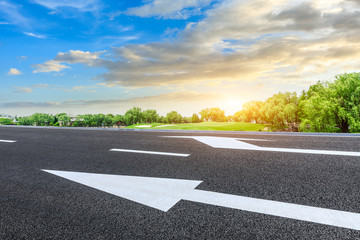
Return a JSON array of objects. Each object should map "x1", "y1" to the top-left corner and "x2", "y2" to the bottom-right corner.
[
  {"x1": 43, "y1": 169, "x2": 360, "y2": 231},
  {"x1": 110, "y1": 148, "x2": 190, "y2": 157},
  {"x1": 0, "y1": 139, "x2": 17, "y2": 143},
  {"x1": 164, "y1": 136, "x2": 360, "y2": 156},
  {"x1": 43, "y1": 169, "x2": 201, "y2": 211}
]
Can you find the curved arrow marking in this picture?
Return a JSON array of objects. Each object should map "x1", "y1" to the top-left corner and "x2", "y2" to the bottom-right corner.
[
  {"x1": 43, "y1": 169, "x2": 360, "y2": 231},
  {"x1": 164, "y1": 136, "x2": 360, "y2": 156}
]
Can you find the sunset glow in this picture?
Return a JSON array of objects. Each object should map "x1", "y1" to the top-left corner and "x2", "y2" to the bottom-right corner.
[
  {"x1": 222, "y1": 97, "x2": 244, "y2": 115},
  {"x1": 1, "y1": 0, "x2": 359, "y2": 116}
]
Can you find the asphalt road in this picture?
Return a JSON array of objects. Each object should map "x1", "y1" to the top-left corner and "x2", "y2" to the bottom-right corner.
[{"x1": 1, "y1": 126, "x2": 360, "y2": 239}]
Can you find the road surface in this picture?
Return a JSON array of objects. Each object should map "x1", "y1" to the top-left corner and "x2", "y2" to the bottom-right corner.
[{"x1": 1, "y1": 126, "x2": 360, "y2": 239}]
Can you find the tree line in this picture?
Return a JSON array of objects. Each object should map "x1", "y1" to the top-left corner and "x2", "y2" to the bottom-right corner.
[
  {"x1": 14, "y1": 107, "x2": 227, "y2": 127},
  {"x1": 10, "y1": 73, "x2": 360, "y2": 133},
  {"x1": 232, "y1": 72, "x2": 360, "y2": 133},
  {"x1": 15, "y1": 108, "x2": 197, "y2": 127}
]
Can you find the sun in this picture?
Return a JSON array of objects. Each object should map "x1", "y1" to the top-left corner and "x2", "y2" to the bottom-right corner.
[
  {"x1": 222, "y1": 97, "x2": 243, "y2": 115},
  {"x1": 226, "y1": 98, "x2": 242, "y2": 107}
]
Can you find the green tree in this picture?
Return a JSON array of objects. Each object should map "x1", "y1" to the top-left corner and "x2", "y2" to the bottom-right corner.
[
  {"x1": 124, "y1": 107, "x2": 143, "y2": 125},
  {"x1": 102, "y1": 114, "x2": 113, "y2": 126},
  {"x1": 183, "y1": 117, "x2": 192, "y2": 123},
  {"x1": 29, "y1": 113, "x2": 55, "y2": 126},
  {"x1": 199, "y1": 108, "x2": 226, "y2": 122},
  {"x1": 199, "y1": 108, "x2": 210, "y2": 121},
  {"x1": 157, "y1": 116, "x2": 165, "y2": 123},
  {"x1": 299, "y1": 82, "x2": 336, "y2": 132},
  {"x1": 80, "y1": 114, "x2": 94, "y2": 127},
  {"x1": 262, "y1": 92, "x2": 298, "y2": 127},
  {"x1": 55, "y1": 113, "x2": 71, "y2": 126},
  {"x1": 112, "y1": 114, "x2": 125, "y2": 126},
  {"x1": 191, "y1": 113, "x2": 201, "y2": 123},
  {"x1": 232, "y1": 111, "x2": 246, "y2": 122},
  {"x1": 17, "y1": 116, "x2": 32, "y2": 125},
  {"x1": 329, "y1": 73, "x2": 360, "y2": 132},
  {"x1": 165, "y1": 111, "x2": 183, "y2": 123},
  {"x1": 208, "y1": 108, "x2": 226, "y2": 122},
  {"x1": 237, "y1": 101, "x2": 265, "y2": 123},
  {"x1": 299, "y1": 73, "x2": 360, "y2": 132},
  {"x1": 142, "y1": 109, "x2": 159, "y2": 123}
]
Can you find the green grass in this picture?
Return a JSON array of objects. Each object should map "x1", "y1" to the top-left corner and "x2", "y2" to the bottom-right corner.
[{"x1": 126, "y1": 122, "x2": 269, "y2": 131}]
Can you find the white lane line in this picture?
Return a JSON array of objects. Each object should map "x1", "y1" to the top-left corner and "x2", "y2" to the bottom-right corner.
[
  {"x1": 186, "y1": 190, "x2": 360, "y2": 231},
  {"x1": 163, "y1": 136, "x2": 272, "y2": 141},
  {"x1": 109, "y1": 148, "x2": 190, "y2": 157},
  {"x1": 44, "y1": 169, "x2": 360, "y2": 231},
  {"x1": 165, "y1": 136, "x2": 360, "y2": 157},
  {"x1": 0, "y1": 139, "x2": 17, "y2": 143}
]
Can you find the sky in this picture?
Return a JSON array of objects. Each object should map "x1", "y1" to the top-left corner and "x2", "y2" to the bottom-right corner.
[{"x1": 1, "y1": 0, "x2": 360, "y2": 117}]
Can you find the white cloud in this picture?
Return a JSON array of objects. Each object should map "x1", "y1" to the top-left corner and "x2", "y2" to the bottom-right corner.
[
  {"x1": 0, "y1": 1, "x2": 30, "y2": 27},
  {"x1": 70, "y1": 85, "x2": 97, "y2": 92},
  {"x1": 105, "y1": 0, "x2": 360, "y2": 86},
  {"x1": 54, "y1": 50, "x2": 105, "y2": 66},
  {"x1": 33, "y1": 0, "x2": 360, "y2": 88},
  {"x1": 32, "y1": 50, "x2": 105, "y2": 73},
  {"x1": 32, "y1": 60, "x2": 70, "y2": 73},
  {"x1": 2, "y1": 90, "x2": 223, "y2": 116},
  {"x1": 17, "y1": 56, "x2": 28, "y2": 61},
  {"x1": 125, "y1": 0, "x2": 212, "y2": 19},
  {"x1": 14, "y1": 87, "x2": 32, "y2": 93},
  {"x1": 31, "y1": 0, "x2": 100, "y2": 12},
  {"x1": 8, "y1": 68, "x2": 22, "y2": 75},
  {"x1": 13, "y1": 84, "x2": 66, "y2": 94},
  {"x1": 24, "y1": 32, "x2": 46, "y2": 39},
  {"x1": 31, "y1": 84, "x2": 64, "y2": 89}
]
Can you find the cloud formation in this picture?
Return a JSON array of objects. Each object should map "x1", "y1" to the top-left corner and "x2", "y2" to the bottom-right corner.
[
  {"x1": 54, "y1": 50, "x2": 105, "y2": 66},
  {"x1": 2, "y1": 101, "x2": 60, "y2": 108},
  {"x1": 32, "y1": 60, "x2": 70, "y2": 73},
  {"x1": 24, "y1": 32, "x2": 46, "y2": 39},
  {"x1": 32, "y1": 50, "x2": 104, "y2": 73},
  {"x1": 8, "y1": 68, "x2": 22, "y2": 75},
  {"x1": 5, "y1": 91, "x2": 219, "y2": 106},
  {"x1": 33, "y1": 0, "x2": 360, "y2": 88},
  {"x1": 125, "y1": 0, "x2": 212, "y2": 19},
  {"x1": 13, "y1": 83, "x2": 100, "y2": 94},
  {"x1": 14, "y1": 87, "x2": 32, "y2": 93},
  {"x1": 31, "y1": 0, "x2": 100, "y2": 12},
  {"x1": 2, "y1": 91, "x2": 222, "y2": 115},
  {"x1": 13, "y1": 84, "x2": 65, "y2": 93},
  {"x1": 62, "y1": 91, "x2": 221, "y2": 106},
  {"x1": 0, "y1": 1, "x2": 29, "y2": 27}
]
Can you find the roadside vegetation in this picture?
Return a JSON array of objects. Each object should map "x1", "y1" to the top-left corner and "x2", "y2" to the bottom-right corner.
[
  {"x1": 127, "y1": 122, "x2": 269, "y2": 131},
  {"x1": 0, "y1": 116, "x2": 16, "y2": 125},
  {"x1": 5, "y1": 73, "x2": 360, "y2": 133}
]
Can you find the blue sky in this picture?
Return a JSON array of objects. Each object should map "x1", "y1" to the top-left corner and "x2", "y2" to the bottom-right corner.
[{"x1": 1, "y1": 0, "x2": 360, "y2": 116}]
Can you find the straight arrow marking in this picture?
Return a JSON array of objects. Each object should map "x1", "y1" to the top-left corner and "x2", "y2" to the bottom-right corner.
[
  {"x1": 110, "y1": 148, "x2": 190, "y2": 157},
  {"x1": 42, "y1": 169, "x2": 201, "y2": 212},
  {"x1": 185, "y1": 190, "x2": 360, "y2": 231},
  {"x1": 43, "y1": 170, "x2": 360, "y2": 231},
  {"x1": 164, "y1": 136, "x2": 360, "y2": 156},
  {"x1": 0, "y1": 139, "x2": 17, "y2": 143}
]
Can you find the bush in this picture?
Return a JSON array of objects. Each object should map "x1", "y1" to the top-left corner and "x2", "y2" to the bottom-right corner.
[{"x1": 0, "y1": 118, "x2": 13, "y2": 125}]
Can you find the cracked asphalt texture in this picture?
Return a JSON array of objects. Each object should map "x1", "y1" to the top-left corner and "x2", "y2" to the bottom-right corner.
[{"x1": 1, "y1": 126, "x2": 360, "y2": 239}]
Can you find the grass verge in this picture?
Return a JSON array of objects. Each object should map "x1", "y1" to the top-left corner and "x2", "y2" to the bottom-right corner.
[{"x1": 126, "y1": 122, "x2": 269, "y2": 131}]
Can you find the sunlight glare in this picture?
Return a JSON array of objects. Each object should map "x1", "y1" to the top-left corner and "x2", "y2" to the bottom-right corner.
[{"x1": 223, "y1": 97, "x2": 243, "y2": 115}]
